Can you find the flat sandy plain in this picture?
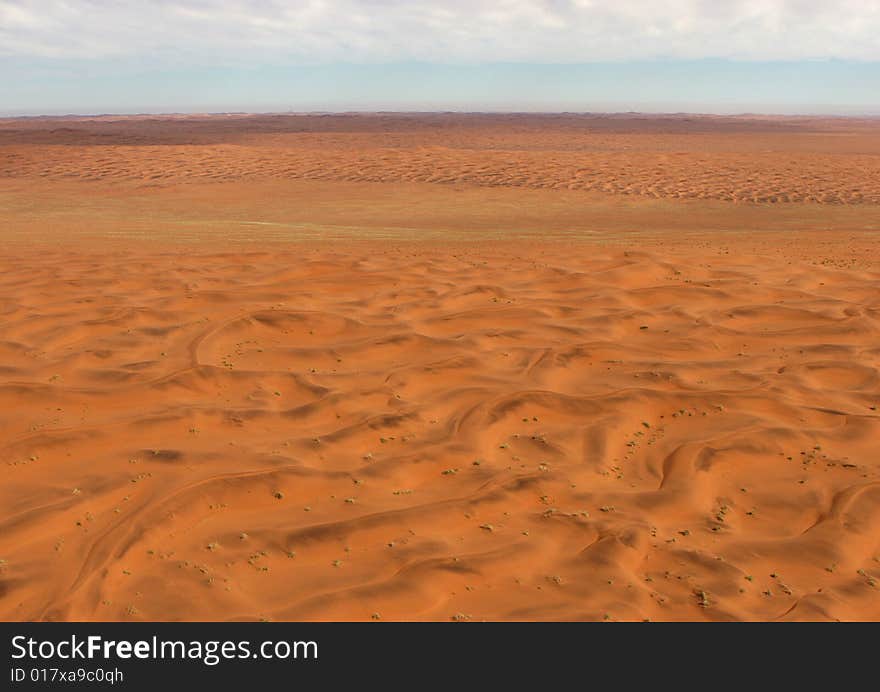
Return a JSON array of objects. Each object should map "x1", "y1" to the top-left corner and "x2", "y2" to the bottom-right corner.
[{"x1": 0, "y1": 113, "x2": 879, "y2": 621}]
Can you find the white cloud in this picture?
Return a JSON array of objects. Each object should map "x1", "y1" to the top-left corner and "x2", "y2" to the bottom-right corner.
[{"x1": 1, "y1": 0, "x2": 879, "y2": 63}]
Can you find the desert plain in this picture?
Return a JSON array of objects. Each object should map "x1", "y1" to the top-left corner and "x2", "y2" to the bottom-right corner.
[{"x1": 0, "y1": 113, "x2": 879, "y2": 621}]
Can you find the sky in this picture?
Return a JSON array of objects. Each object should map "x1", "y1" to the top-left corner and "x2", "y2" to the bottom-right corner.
[{"x1": 2, "y1": 0, "x2": 879, "y2": 115}]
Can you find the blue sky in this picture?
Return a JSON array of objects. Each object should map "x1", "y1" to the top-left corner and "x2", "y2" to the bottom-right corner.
[{"x1": 2, "y1": 1, "x2": 880, "y2": 115}]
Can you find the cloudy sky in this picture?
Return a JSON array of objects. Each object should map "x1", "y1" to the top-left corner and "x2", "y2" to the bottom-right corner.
[{"x1": 2, "y1": 0, "x2": 879, "y2": 114}]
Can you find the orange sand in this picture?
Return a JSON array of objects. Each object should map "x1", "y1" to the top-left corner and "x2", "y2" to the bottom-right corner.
[{"x1": 0, "y1": 114, "x2": 878, "y2": 621}]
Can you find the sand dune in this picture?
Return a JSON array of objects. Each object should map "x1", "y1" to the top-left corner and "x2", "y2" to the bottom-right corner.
[
  {"x1": 1, "y1": 239, "x2": 878, "y2": 622},
  {"x1": 2, "y1": 113, "x2": 880, "y2": 204},
  {"x1": 1, "y1": 114, "x2": 879, "y2": 621}
]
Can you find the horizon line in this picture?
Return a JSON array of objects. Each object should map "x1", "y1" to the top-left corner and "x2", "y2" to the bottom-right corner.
[{"x1": 4, "y1": 108, "x2": 880, "y2": 121}]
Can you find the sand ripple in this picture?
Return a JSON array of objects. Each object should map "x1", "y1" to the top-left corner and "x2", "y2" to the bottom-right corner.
[{"x1": 1, "y1": 242, "x2": 878, "y2": 621}]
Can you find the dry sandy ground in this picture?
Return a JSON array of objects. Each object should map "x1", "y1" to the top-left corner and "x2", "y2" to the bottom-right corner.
[{"x1": 0, "y1": 114, "x2": 879, "y2": 622}]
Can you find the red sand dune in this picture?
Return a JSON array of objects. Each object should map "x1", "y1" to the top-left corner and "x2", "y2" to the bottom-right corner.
[{"x1": 0, "y1": 114, "x2": 878, "y2": 621}]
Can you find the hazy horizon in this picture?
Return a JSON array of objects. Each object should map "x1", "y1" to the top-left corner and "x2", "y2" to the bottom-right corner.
[
  {"x1": 4, "y1": 106, "x2": 880, "y2": 119},
  {"x1": 4, "y1": 59, "x2": 880, "y2": 119},
  {"x1": 3, "y1": 2, "x2": 880, "y2": 118}
]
